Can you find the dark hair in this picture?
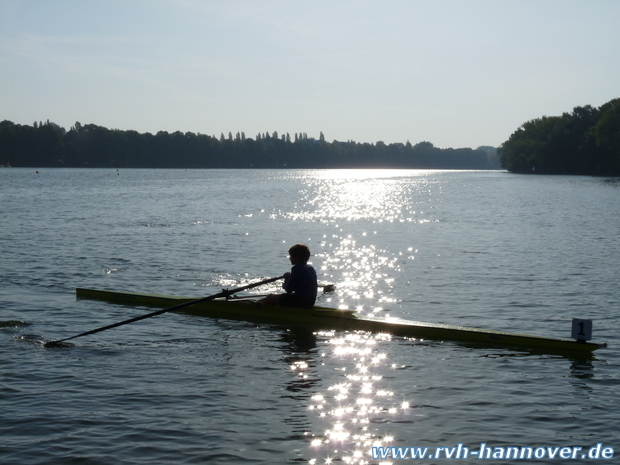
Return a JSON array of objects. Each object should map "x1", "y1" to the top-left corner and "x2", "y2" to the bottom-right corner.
[{"x1": 289, "y1": 244, "x2": 311, "y2": 262}]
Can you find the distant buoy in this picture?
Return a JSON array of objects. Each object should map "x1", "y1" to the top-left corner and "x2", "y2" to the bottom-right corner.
[{"x1": 35, "y1": 170, "x2": 39, "y2": 174}]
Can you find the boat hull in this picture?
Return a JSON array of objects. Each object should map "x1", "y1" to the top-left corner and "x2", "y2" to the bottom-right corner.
[{"x1": 75, "y1": 288, "x2": 606, "y2": 353}]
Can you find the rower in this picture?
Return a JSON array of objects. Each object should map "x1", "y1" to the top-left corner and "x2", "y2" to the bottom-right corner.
[{"x1": 259, "y1": 244, "x2": 318, "y2": 309}]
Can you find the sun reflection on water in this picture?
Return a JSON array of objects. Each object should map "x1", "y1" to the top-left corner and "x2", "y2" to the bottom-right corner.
[
  {"x1": 317, "y1": 237, "x2": 405, "y2": 313},
  {"x1": 287, "y1": 171, "x2": 440, "y2": 224},
  {"x1": 304, "y1": 331, "x2": 411, "y2": 465},
  {"x1": 284, "y1": 171, "x2": 437, "y2": 311}
]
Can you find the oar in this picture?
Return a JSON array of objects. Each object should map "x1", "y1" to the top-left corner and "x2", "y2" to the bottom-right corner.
[{"x1": 44, "y1": 276, "x2": 284, "y2": 347}]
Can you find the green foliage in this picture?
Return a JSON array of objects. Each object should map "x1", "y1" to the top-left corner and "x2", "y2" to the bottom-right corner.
[
  {"x1": 499, "y1": 99, "x2": 620, "y2": 175},
  {"x1": 594, "y1": 99, "x2": 620, "y2": 173},
  {"x1": 0, "y1": 121, "x2": 501, "y2": 169}
]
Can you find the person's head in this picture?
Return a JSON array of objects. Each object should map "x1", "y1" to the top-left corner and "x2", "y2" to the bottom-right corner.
[{"x1": 288, "y1": 244, "x2": 311, "y2": 264}]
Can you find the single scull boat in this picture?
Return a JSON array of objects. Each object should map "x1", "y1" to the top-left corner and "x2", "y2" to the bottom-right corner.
[{"x1": 75, "y1": 288, "x2": 606, "y2": 353}]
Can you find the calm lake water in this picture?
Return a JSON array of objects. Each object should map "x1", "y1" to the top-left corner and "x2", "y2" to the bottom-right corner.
[{"x1": 1, "y1": 168, "x2": 619, "y2": 464}]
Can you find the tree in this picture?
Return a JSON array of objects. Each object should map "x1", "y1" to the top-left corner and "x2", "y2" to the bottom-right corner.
[
  {"x1": 499, "y1": 99, "x2": 619, "y2": 175},
  {"x1": 595, "y1": 99, "x2": 620, "y2": 154}
]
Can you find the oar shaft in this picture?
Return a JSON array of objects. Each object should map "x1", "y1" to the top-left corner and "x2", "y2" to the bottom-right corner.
[{"x1": 53, "y1": 276, "x2": 284, "y2": 344}]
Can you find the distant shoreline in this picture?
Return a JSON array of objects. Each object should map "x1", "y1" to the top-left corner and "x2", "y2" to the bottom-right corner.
[
  {"x1": 0, "y1": 120, "x2": 501, "y2": 171},
  {"x1": 2, "y1": 166, "x2": 507, "y2": 171}
]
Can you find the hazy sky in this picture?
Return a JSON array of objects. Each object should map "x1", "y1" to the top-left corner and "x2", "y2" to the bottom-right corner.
[{"x1": 1, "y1": 0, "x2": 618, "y2": 148}]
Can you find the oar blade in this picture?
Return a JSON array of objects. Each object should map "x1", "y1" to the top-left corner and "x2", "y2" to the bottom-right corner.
[{"x1": 42, "y1": 340, "x2": 76, "y2": 349}]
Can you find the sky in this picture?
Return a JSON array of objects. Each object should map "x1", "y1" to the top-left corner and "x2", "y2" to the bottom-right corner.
[{"x1": 1, "y1": 0, "x2": 618, "y2": 149}]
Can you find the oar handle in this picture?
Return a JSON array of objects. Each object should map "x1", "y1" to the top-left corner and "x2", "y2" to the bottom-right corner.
[{"x1": 50, "y1": 275, "x2": 284, "y2": 344}]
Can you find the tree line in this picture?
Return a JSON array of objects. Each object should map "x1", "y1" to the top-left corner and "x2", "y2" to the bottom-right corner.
[
  {"x1": 0, "y1": 120, "x2": 500, "y2": 170},
  {"x1": 499, "y1": 98, "x2": 620, "y2": 176}
]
